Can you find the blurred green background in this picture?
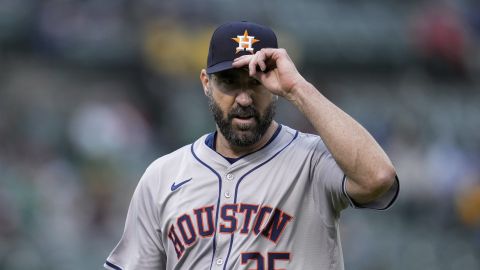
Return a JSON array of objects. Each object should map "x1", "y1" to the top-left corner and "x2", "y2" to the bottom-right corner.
[{"x1": 1, "y1": 0, "x2": 480, "y2": 269}]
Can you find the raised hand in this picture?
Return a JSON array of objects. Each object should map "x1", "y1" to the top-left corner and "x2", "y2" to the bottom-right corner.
[{"x1": 231, "y1": 48, "x2": 307, "y2": 100}]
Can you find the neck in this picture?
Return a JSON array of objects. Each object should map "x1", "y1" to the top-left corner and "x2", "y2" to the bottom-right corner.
[{"x1": 215, "y1": 121, "x2": 279, "y2": 158}]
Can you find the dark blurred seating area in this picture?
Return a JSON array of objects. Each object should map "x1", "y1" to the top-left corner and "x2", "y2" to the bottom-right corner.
[{"x1": 1, "y1": 0, "x2": 479, "y2": 269}]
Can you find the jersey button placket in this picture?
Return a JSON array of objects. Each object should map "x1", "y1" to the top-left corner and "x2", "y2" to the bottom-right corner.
[
  {"x1": 226, "y1": 173, "x2": 235, "y2": 181},
  {"x1": 214, "y1": 171, "x2": 236, "y2": 268},
  {"x1": 224, "y1": 173, "x2": 234, "y2": 199}
]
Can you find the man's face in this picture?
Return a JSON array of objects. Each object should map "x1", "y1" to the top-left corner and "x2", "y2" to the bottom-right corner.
[{"x1": 206, "y1": 69, "x2": 276, "y2": 147}]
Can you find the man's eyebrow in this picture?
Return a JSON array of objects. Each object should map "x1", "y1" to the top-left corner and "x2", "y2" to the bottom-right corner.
[{"x1": 214, "y1": 73, "x2": 237, "y2": 80}]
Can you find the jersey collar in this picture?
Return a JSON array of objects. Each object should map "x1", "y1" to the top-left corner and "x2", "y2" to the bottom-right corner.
[{"x1": 192, "y1": 124, "x2": 295, "y2": 171}]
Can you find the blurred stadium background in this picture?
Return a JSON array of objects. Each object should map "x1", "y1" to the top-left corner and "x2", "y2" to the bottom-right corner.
[{"x1": 1, "y1": 0, "x2": 480, "y2": 269}]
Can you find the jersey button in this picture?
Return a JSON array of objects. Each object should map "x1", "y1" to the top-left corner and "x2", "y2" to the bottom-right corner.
[
  {"x1": 224, "y1": 192, "x2": 231, "y2": 198},
  {"x1": 216, "y1": 258, "x2": 223, "y2": 265},
  {"x1": 226, "y1": 173, "x2": 234, "y2": 181}
]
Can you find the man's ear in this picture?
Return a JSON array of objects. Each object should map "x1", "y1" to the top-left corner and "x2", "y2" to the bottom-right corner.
[{"x1": 200, "y1": 69, "x2": 210, "y2": 96}]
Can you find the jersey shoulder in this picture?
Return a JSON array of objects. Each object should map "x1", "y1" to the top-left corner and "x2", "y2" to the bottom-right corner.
[
  {"x1": 282, "y1": 125, "x2": 326, "y2": 153},
  {"x1": 148, "y1": 143, "x2": 193, "y2": 171}
]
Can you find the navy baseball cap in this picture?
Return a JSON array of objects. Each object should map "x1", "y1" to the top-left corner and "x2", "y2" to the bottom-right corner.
[{"x1": 206, "y1": 21, "x2": 278, "y2": 74}]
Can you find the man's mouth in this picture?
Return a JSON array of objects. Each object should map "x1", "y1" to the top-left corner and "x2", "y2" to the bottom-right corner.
[
  {"x1": 232, "y1": 115, "x2": 256, "y2": 126},
  {"x1": 234, "y1": 115, "x2": 254, "y2": 119}
]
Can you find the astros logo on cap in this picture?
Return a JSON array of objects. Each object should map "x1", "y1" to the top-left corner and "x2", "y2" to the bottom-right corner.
[{"x1": 232, "y1": 30, "x2": 259, "y2": 53}]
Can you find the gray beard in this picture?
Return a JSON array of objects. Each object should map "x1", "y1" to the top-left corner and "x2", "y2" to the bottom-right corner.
[{"x1": 208, "y1": 93, "x2": 276, "y2": 147}]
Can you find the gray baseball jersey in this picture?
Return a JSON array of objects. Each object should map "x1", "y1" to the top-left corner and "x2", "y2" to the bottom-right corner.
[{"x1": 105, "y1": 125, "x2": 399, "y2": 270}]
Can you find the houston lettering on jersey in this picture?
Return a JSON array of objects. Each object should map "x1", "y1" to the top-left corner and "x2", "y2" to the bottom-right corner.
[{"x1": 168, "y1": 203, "x2": 294, "y2": 259}]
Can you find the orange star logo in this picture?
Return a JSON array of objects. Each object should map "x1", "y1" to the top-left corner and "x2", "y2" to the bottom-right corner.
[{"x1": 232, "y1": 30, "x2": 260, "y2": 53}]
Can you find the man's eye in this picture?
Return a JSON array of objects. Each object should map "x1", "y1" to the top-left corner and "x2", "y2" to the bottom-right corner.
[
  {"x1": 251, "y1": 79, "x2": 262, "y2": 86},
  {"x1": 222, "y1": 79, "x2": 234, "y2": 85}
]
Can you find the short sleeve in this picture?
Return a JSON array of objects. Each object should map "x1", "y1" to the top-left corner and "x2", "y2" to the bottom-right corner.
[
  {"x1": 311, "y1": 139, "x2": 350, "y2": 221},
  {"x1": 105, "y1": 166, "x2": 166, "y2": 270},
  {"x1": 344, "y1": 175, "x2": 399, "y2": 210}
]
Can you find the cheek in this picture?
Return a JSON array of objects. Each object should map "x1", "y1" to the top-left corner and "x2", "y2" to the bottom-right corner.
[
  {"x1": 212, "y1": 91, "x2": 235, "y2": 116},
  {"x1": 253, "y1": 91, "x2": 274, "y2": 112}
]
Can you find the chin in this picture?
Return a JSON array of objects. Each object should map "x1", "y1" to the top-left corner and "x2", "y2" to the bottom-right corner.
[
  {"x1": 232, "y1": 134, "x2": 260, "y2": 147},
  {"x1": 234, "y1": 120, "x2": 257, "y2": 130},
  {"x1": 236, "y1": 124, "x2": 255, "y2": 131}
]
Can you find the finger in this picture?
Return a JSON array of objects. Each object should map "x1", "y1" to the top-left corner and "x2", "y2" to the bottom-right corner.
[
  {"x1": 248, "y1": 54, "x2": 257, "y2": 77},
  {"x1": 249, "y1": 50, "x2": 267, "y2": 76},
  {"x1": 232, "y1": 55, "x2": 252, "y2": 68},
  {"x1": 251, "y1": 70, "x2": 265, "y2": 82},
  {"x1": 252, "y1": 71, "x2": 278, "y2": 94},
  {"x1": 256, "y1": 51, "x2": 267, "y2": 72},
  {"x1": 233, "y1": 54, "x2": 250, "y2": 62},
  {"x1": 258, "y1": 48, "x2": 277, "y2": 59}
]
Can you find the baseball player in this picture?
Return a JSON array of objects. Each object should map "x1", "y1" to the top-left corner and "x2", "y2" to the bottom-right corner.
[{"x1": 105, "y1": 21, "x2": 399, "y2": 270}]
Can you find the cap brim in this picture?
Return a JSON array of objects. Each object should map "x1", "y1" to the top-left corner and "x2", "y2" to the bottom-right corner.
[{"x1": 206, "y1": 60, "x2": 235, "y2": 74}]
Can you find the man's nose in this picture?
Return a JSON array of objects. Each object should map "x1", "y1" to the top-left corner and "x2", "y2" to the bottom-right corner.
[{"x1": 235, "y1": 90, "x2": 253, "y2": 107}]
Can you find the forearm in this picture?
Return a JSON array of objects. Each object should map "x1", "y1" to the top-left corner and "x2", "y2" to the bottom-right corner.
[{"x1": 287, "y1": 80, "x2": 396, "y2": 202}]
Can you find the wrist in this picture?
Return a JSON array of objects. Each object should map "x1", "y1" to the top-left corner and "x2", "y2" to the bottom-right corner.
[{"x1": 285, "y1": 78, "x2": 313, "y2": 103}]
